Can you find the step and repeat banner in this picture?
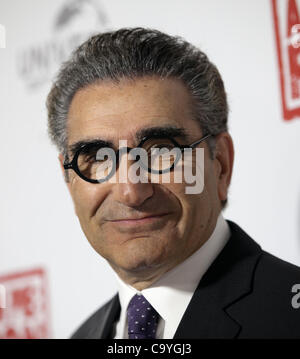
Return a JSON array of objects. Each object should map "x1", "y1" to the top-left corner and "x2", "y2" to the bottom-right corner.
[{"x1": 0, "y1": 0, "x2": 299, "y2": 338}]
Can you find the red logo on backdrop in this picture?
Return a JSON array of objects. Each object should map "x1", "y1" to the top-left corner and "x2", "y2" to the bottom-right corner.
[
  {"x1": 272, "y1": 0, "x2": 300, "y2": 121},
  {"x1": 0, "y1": 268, "x2": 51, "y2": 339}
]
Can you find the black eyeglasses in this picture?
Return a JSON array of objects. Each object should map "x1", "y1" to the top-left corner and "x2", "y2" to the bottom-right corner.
[{"x1": 63, "y1": 133, "x2": 211, "y2": 183}]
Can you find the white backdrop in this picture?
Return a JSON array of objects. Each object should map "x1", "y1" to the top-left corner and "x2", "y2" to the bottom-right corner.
[{"x1": 0, "y1": 0, "x2": 299, "y2": 338}]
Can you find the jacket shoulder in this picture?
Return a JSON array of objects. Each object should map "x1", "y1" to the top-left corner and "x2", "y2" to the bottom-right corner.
[
  {"x1": 256, "y1": 250, "x2": 300, "y2": 285},
  {"x1": 235, "y1": 250, "x2": 300, "y2": 338},
  {"x1": 70, "y1": 295, "x2": 118, "y2": 339},
  {"x1": 224, "y1": 221, "x2": 300, "y2": 338}
]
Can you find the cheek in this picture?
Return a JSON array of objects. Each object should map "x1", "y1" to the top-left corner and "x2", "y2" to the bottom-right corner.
[
  {"x1": 160, "y1": 182, "x2": 194, "y2": 234},
  {"x1": 166, "y1": 164, "x2": 215, "y2": 222},
  {"x1": 203, "y1": 161, "x2": 219, "y2": 201},
  {"x1": 70, "y1": 178, "x2": 109, "y2": 219}
]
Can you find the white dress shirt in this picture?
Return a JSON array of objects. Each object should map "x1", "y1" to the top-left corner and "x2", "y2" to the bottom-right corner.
[{"x1": 113, "y1": 213, "x2": 231, "y2": 339}]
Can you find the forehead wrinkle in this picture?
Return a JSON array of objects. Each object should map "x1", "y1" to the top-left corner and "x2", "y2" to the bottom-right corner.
[
  {"x1": 67, "y1": 77, "x2": 198, "y2": 149},
  {"x1": 69, "y1": 78, "x2": 193, "y2": 126}
]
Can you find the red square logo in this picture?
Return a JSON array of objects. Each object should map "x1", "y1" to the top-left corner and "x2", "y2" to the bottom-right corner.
[
  {"x1": 0, "y1": 268, "x2": 51, "y2": 339},
  {"x1": 272, "y1": 0, "x2": 300, "y2": 121}
]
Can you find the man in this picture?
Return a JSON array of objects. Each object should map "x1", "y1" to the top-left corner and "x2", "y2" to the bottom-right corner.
[{"x1": 47, "y1": 28, "x2": 300, "y2": 338}]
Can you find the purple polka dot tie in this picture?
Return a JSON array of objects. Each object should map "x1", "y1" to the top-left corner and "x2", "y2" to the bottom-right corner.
[{"x1": 127, "y1": 294, "x2": 160, "y2": 339}]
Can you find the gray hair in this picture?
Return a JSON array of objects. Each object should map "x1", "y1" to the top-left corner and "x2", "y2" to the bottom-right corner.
[
  {"x1": 47, "y1": 27, "x2": 228, "y2": 154},
  {"x1": 46, "y1": 27, "x2": 229, "y2": 206}
]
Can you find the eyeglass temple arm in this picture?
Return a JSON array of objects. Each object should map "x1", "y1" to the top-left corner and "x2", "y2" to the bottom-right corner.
[
  {"x1": 64, "y1": 163, "x2": 72, "y2": 169},
  {"x1": 62, "y1": 157, "x2": 72, "y2": 182},
  {"x1": 63, "y1": 153, "x2": 73, "y2": 169},
  {"x1": 189, "y1": 134, "x2": 212, "y2": 148}
]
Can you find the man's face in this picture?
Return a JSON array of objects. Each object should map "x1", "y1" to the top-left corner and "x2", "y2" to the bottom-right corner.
[{"x1": 61, "y1": 77, "x2": 231, "y2": 281}]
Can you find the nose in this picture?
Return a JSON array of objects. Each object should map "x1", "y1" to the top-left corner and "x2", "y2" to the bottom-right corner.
[{"x1": 112, "y1": 152, "x2": 154, "y2": 207}]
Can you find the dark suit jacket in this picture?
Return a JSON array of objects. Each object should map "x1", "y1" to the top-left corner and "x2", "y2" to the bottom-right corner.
[{"x1": 71, "y1": 221, "x2": 300, "y2": 338}]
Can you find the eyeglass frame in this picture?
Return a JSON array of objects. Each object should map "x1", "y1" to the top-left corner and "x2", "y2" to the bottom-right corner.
[{"x1": 63, "y1": 133, "x2": 212, "y2": 184}]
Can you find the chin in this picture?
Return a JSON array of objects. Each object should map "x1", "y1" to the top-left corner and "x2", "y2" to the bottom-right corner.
[
  {"x1": 112, "y1": 249, "x2": 168, "y2": 274},
  {"x1": 94, "y1": 234, "x2": 175, "y2": 273}
]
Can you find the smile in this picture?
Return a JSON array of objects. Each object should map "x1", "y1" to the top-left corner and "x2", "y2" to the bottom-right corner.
[{"x1": 109, "y1": 213, "x2": 170, "y2": 227}]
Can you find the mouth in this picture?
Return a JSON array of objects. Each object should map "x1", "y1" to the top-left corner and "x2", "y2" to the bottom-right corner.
[{"x1": 108, "y1": 213, "x2": 170, "y2": 227}]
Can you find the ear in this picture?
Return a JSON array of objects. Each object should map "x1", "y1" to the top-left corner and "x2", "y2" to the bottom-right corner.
[{"x1": 213, "y1": 132, "x2": 234, "y2": 203}]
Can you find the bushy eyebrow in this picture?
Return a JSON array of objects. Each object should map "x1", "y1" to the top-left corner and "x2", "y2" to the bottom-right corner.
[
  {"x1": 69, "y1": 139, "x2": 114, "y2": 157},
  {"x1": 135, "y1": 126, "x2": 189, "y2": 142},
  {"x1": 68, "y1": 125, "x2": 190, "y2": 157}
]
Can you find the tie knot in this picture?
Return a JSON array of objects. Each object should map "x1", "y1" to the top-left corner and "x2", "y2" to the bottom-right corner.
[{"x1": 127, "y1": 294, "x2": 160, "y2": 339}]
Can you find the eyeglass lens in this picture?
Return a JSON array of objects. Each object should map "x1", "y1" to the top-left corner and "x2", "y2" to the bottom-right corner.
[{"x1": 76, "y1": 138, "x2": 182, "y2": 182}]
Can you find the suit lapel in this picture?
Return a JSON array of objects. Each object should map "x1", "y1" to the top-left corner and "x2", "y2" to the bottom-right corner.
[
  {"x1": 173, "y1": 221, "x2": 263, "y2": 338},
  {"x1": 89, "y1": 293, "x2": 120, "y2": 339}
]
